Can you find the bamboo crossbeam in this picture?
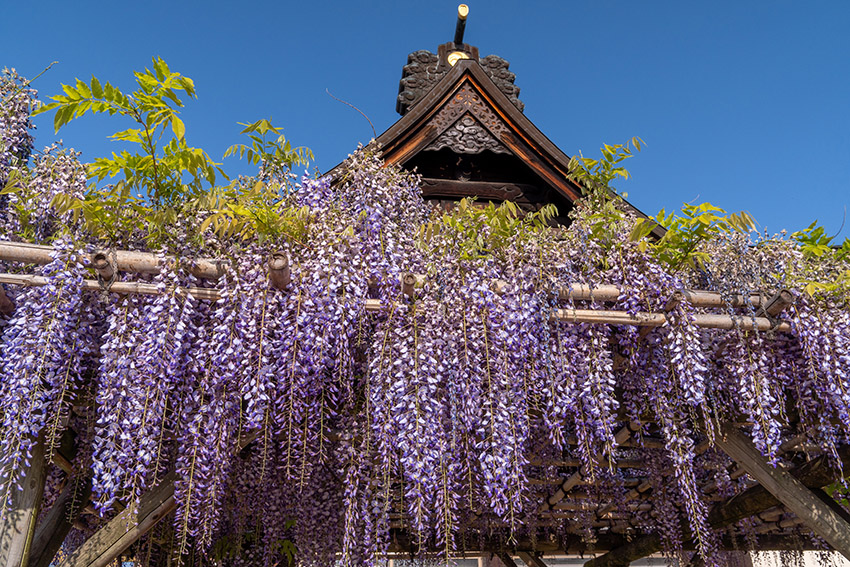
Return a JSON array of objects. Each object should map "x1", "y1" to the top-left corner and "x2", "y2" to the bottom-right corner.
[
  {"x1": 0, "y1": 241, "x2": 224, "y2": 279},
  {"x1": 0, "y1": 272, "x2": 792, "y2": 333},
  {"x1": 0, "y1": 241, "x2": 776, "y2": 310},
  {"x1": 0, "y1": 273, "x2": 222, "y2": 301},
  {"x1": 542, "y1": 423, "x2": 640, "y2": 512}
]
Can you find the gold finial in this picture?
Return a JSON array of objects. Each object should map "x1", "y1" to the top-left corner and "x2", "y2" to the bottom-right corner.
[{"x1": 454, "y1": 4, "x2": 469, "y2": 44}]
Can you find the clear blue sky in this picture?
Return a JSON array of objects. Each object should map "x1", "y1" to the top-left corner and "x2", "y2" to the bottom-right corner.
[{"x1": 4, "y1": 1, "x2": 849, "y2": 238}]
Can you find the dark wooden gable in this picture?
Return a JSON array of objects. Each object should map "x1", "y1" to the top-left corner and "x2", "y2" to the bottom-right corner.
[
  {"x1": 377, "y1": 59, "x2": 583, "y2": 223},
  {"x1": 328, "y1": 44, "x2": 657, "y2": 230}
]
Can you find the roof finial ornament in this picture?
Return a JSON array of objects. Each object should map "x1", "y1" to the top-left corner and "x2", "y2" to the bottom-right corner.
[{"x1": 454, "y1": 4, "x2": 469, "y2": 45}]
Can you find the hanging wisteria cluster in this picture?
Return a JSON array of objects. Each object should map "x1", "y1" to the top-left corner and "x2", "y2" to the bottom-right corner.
[{"x1": 1, "y1": 71, "x2": 850, "y2": 567}]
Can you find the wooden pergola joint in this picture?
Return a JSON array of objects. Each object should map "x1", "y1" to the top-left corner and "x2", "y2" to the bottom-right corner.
[{"x1": 91, "y1": 251, "x2": 116, "y2": 283}]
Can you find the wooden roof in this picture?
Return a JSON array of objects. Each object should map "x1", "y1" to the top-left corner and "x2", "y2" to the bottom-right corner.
[{"x1": 330, "y1": 55, "x2": 659, "y2": 231}]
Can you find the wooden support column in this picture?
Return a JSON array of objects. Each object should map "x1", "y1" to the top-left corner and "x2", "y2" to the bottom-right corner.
[
  {"x1": 57, "y1": 472, "x2": 176, "y2": 567},
  {"x1": 585, "y1": 443, "x2": 850, "y2": 567},
  {"x1": 715, "y1": 425, "x2": 850, "y2": 561},
  {"x1": 30, "y1": 474, "x2": 92, "y2": 567},
  {"x1": 0, "y1": 436, "x2": 47, "y2": 567}
]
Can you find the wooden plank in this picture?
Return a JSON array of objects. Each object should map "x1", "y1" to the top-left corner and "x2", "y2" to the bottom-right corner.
[
  {"x1": 584, "y1": 443, "x2": 850, "y2": 567},
  {"x1": 420, "y1": 178, "x2": 540, "y2": 202},
  {"x1": 715, "y1": 425, "x2": 850, "y2": 561},
  {"x1": 0, "y1": 436, "x2": 47, "y2": 567},
  {"x1": 57, "y1": 472, "x2": 176, "y2": 567},
  {"x1": 30, "y1": 475, "x2": 92, "y2": 567}
]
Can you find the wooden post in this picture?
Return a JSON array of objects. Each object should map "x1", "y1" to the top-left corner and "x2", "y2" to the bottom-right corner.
[
  {"x1": 30, "y1": 474, "x2": 92, "y2": 567},
  {"x1": 761, "y1": 289, "x2": 794, "y2": 318},
  {"x1": 0, "y1": 435, "x2": 47, "y2": 567},
  {"x1": 715, "y1": 424, "x2": 850, "y2": 562},
  {"x1": 402, "y1": 273, "x2": 416, "y2": 297},
  {"x1": 91, "y1": 252, "x2": 115, "y2": 282},
  {"x1": 56, "y1": 472, "x2": 176, "y2": 567}
]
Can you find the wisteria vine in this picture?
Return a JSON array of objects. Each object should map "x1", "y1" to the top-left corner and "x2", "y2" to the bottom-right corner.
[{"x1": 1, "y1": 72, "x2": 849, "y2": 567}]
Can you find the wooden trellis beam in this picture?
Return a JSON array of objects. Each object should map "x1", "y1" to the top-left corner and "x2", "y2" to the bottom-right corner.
[
  {"x1": 56, "y1": 472, "x2": 177, "y2": 567},
  {"x1": 714, "y1": 425, "x2": 850, "y2": 562},
  {"x1": 584, "y1": 440, "x2": 850, "y2": 567}
]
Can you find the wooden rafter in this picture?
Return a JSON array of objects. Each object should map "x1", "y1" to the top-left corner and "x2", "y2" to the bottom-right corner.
[
  {"x1": 584, "y1": 441, "x2": 850, "y2": 567},
  {"x1": 56, "y1": 472, "x2": 177, "y2": 567},
  {"x1": 715, "y1": 425, "x2": 850, "y2": 561},
  {"x1": 517, "y1": 551, "x2": 549, "y2": 567}
]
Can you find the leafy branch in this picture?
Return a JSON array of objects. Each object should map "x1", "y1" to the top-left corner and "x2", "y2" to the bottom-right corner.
[
  {"x1": 630, "y1": 202, "x2": 756, "y2": 271},
  {"x1": 790, "y1": 221, "x2": 850, "y2": 298},
  {"x1": 224, "y1": 119, "x2": 312, "y2": 182},
  {"x1": 421, "y1": 198, "x2": 557, "y2": 260},
  {"x1": 34, "y1": 56, "x2": 222, "y2": 206}
]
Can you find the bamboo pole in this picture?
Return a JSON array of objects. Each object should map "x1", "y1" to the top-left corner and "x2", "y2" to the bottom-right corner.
[
  {"x1": 0, "y1": 272, "x2": 793, "y2": 332},
  {"x1": 0, "y1": 240, "x2": 224, "y2": 279},
  {"x1": 0, "y1": 273, "x2": 221, "y2": 301},
  {"x1": 0, "y1": 240, "x2": 776, "y2": 310},
  {"x1": 268, "y1": 252, "x2": 291, "y2": 290}
]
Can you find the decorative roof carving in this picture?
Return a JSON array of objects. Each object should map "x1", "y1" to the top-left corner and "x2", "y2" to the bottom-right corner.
[
  {"x1": 479, "y1": 55, "x2": 523, "y2": 112},
  {"x1": 425, "y1": 113, "x2": 509, "y2": 155},
  {"x1": 429, "y1": 83, "x2": 510, "y2": 141},
  {"x1": 396, "y1": 49, "x2": 523, "y2": 116}
]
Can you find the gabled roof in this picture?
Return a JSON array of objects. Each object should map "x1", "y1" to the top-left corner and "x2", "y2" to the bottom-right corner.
[
  {"x1": 328, "y1": 56, "x2": 660, "y2": 234},
  {"x1": 376, "y1": 58, "x2": 583, "y2": 203}
]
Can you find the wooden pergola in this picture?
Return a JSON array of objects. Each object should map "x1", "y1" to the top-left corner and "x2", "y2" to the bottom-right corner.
[
  {"x1": 0, "y1": 240, "x2": 848, "y2": 567},
  {"x1": 2, "y1": 9, "x2": 848, "y2": 565}
]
